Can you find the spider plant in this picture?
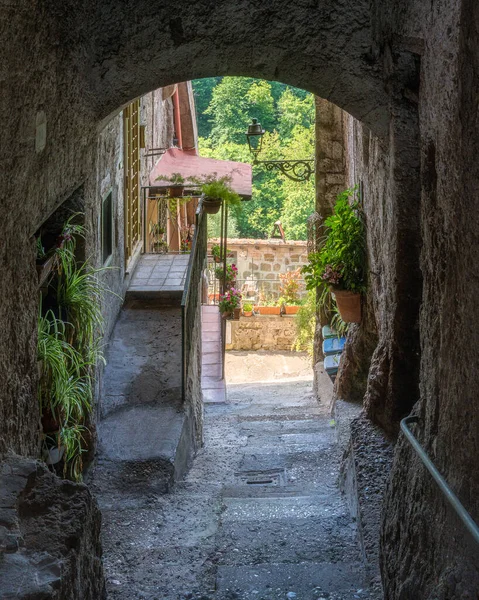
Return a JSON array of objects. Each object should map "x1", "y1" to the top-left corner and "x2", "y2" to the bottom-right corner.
[
  {"x1": 37, "y1": 212, "x2": 114, "y2": 481},
  {"x1": 56, "y1": 256, "x2": 106, "y2": 357},
  {"x1": 60, "y1": 424, "x2": 88, "y2": 481},
  {"x1": 331, "y1": 303, "x2": 350, "y2": 338}
]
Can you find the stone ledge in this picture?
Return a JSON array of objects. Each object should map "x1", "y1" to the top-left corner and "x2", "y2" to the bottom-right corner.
[
  {"x1": 0, "y1": 456, "x2": 105, "y2": 600},
  {"x1": 335, "y1": 401, "x2": 394, "y2": 598}
]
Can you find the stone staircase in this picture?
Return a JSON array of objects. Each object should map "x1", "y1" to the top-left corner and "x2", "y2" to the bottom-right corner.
[{"x1": 201, "y1": 305, "x2": 226, "y2": 404}]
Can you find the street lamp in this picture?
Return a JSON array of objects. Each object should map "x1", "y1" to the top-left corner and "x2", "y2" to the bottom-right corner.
[{"x1": 245, "y1": 118, "x2": 315, "y2": 183}]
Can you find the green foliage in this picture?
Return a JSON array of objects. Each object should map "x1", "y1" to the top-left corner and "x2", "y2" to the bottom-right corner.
[
  {"x1": 37, "y1": 310, "x2": 92, "y2": 424},
  {"x1": 219, "y1": 288, "x2": 242, "y2": 313},
  {"x1": 37, "y1": 215, "x2": 113, "y2": 481},
  {"x1": 331, "y1": 303, "x2": 350, "y2": 338},
  {"x1": 277, "y1": 89, "x2": 315, "y2": 139},
  {"x1": 278, "y1": 268, "x2": 302, "y2": 304},
  {"x1": 243, "y1": 302, "x2": 253, "y2": 312},
  {"x1": 204, "y1": 78, "x2": 276, "y2": 145},
  {"x1": 207, "y1": 211, "x2": 240, "y2": 239},
  {"x1": 192, "y1": 77, "x2": 222, "y2": 138},
  {"x1": 194, "y1": 77, "x2": 315, "y2": 240},
  {"x1": 60, "y1": 424, "x2": 87, "y2": 481},
  {"x1": 303, "y1": 187, "x2": 366, "y2": 293},
  {"x1": 293, "y1": 291, "x2": 316, "y2": 355},
  {"x1": 155, "y1": 172, "x2": 186, "y2": 184},
  {"x1": 201, "y1": 180, "x2": 241, "y2": 209}
]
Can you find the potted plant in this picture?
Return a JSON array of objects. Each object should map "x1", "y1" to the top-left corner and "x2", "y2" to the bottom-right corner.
[
  {"x1": 188, "y1": 173, "x2": 242, "y2": 215},
  {"x1": 215, "y1": 263, "x2": 238, "y2": 288},
  {"x1": 211, "y1": 244, "x2": 224, "y2": 263},
  {"x1": 278, "y1": 268, "x2": 302, "y2": 314},
  {"x1": 219, "y1": 288, "x2": 242, "y2": 319},
  {"x1": 242, "y1": 302, "x2": 253, "y2": 317},
  {"x1": 155, "y1": 172, "x2": 187, "y2": 197},
  {"x1": 302, "y1": 187, "x2": 366, "y2": 323}
]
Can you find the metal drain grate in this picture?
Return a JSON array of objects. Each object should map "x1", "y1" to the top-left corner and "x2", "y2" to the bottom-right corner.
[{"x1": 234, "y1": 469, "x2": 286, "y2": 487}]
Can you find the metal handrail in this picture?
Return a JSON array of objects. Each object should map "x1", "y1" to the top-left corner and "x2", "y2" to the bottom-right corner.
[
  {"x1": 401, "y1": 416, "x2": 479, "y2": 545},
  {"x1": 180, "y1": 197, "x2": 205, "y2": 403}
]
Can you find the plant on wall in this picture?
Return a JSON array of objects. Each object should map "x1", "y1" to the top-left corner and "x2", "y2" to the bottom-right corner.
[
  {"x1": 214, "y1": 263, "x2": 238, "y2": 287},
  {"x1": 302, "y1": 187, "x2": 366, "y2": 322},
  {"x1": 292, "y1": 290, "x2": 316, "y2": 355},
  {"x1": 218, "y1": 288, "x2": 242, "y2": 315},
  {"x1": 37, "y1": 214, "x2": 112, "y2": 481}
]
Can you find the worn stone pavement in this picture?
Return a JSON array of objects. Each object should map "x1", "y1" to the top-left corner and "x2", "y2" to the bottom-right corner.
[{"x1": 95, "y1": 352, "x2": 377, "y2": 600}]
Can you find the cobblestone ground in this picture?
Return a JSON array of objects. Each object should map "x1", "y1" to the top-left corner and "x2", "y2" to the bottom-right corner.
[{"x1": 97, "y1": 352, "x2": 378, "y2": 600}]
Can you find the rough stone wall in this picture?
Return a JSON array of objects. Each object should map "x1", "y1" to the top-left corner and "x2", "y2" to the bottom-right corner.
[
  {"x1": 379, "y1": 0, "x2": 479, "y2": 596},
  {"x1": 209, "y1": 238, "x2": 308, "y2": 299},
  {"x1": 313, "y1": 97, "x2": 348, "y2": 393},
  {"x1": 0, "y1": 456, "x2": 105, "y2": 599},
  {"x1": 226, "y1": 316, "x2": 297, "y2": 351},
  {"x1": 337, "y1": 106, "x2": 422, "y2": 434}
]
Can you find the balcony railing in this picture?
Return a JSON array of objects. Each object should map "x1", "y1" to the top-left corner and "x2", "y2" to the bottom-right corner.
[{"x1": 181, "y1": 198, "x2": 207, "y2": 405}]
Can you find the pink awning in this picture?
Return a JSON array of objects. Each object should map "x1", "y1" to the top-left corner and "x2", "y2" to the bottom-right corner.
[{"x1": 149, "y1": 148, "x2": 252, "y2": 198}]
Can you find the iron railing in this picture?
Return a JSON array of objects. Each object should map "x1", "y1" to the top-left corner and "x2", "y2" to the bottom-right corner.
[
  {"x1": 181, "y1": 198, "x2": 207, "y2": 403},
  {"x1": 401, "y1": 415, "x2": 479, "y2": 546}
]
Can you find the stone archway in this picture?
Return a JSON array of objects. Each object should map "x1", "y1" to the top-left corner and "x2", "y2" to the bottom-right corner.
[
  {"x1": 79, "y1": 0, "x2": 391, "y2": 136},
  {"x1": 3, "y1": 0, "x2": 408, "y2": 458}
]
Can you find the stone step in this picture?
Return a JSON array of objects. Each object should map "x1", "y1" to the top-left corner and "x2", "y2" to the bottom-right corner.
[
  {"x1": 216, "y1": 561, "x2": 367, "y2": 599},
  {"x1": 125, "y1": 288, "x2": 183, "y2": 306}
]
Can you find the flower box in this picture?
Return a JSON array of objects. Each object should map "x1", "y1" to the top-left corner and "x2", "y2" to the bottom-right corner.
[{"x1": 255, "y1": 306, "x2": 281, "y2": 315}]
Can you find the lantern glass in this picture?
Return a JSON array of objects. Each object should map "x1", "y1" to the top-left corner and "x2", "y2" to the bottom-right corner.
[{"x1": 246, "y1": 118, "x2": 265, "y2": 157}]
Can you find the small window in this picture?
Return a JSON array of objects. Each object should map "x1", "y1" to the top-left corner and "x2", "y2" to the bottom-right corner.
[{"x1": 102, "y1": 192, "x2": 113, "y2": 265}]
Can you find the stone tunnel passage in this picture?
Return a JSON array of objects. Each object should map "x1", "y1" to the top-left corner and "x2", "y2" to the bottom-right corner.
[
  {"x1": 92, "y1": 349, "x2": 381, "y2": 599},
  {"x1": 4, "y1": 0, "x2": 479, "y2": 595}
]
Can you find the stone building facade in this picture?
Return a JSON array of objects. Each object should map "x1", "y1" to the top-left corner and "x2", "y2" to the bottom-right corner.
[{"x1": 208, "y1": 238, "x2": 308, "y2": 300}]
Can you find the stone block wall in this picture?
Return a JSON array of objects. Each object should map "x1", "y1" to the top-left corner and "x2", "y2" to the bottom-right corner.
[
  {"x1": 208, "y1": 238, "x2": 308, "y2": 300},
  {"x1": 225, "y1": 315, "x2": 297, "y2": 351}
]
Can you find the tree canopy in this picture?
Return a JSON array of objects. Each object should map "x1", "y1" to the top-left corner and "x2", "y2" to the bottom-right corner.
[{"x1": 192, "y1": 77, "x2": 315, "y2": 240}]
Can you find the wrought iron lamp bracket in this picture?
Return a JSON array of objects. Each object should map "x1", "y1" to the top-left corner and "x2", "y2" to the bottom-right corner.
[{"x1": 253, "y1": 158, "x2": 315, "y2": 182}]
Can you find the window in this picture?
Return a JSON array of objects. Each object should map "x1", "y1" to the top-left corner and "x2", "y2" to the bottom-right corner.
[{"x1": 102, "y1": 191, "x2": 113, "y2": 265}]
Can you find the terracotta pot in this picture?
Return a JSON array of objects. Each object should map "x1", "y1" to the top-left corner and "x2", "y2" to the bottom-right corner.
[
  {"x1": 284, "y1": 305, "x2": 300, "y2": 315},
  {"x1": 203, "y1": 197, "x2": 222, "y2": 215},
  {"x1": 233, "y1": 307, "x2": 241, "y2": 320},
  {"x1": 213, "y1": 256, "x2": 222, "y2": 263},
  {"x1": 257, "y1": 306, "x2": 281, "y2": 315},
  {"x1": 332, "y1": 289, "x2": 361, "y2": 323},
  {"x1": 221, "y1": 311, "x2": 232, "y2": 319},
  {"x1": 243, "y1": 311, "x2": 253, "y2": 317}
]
